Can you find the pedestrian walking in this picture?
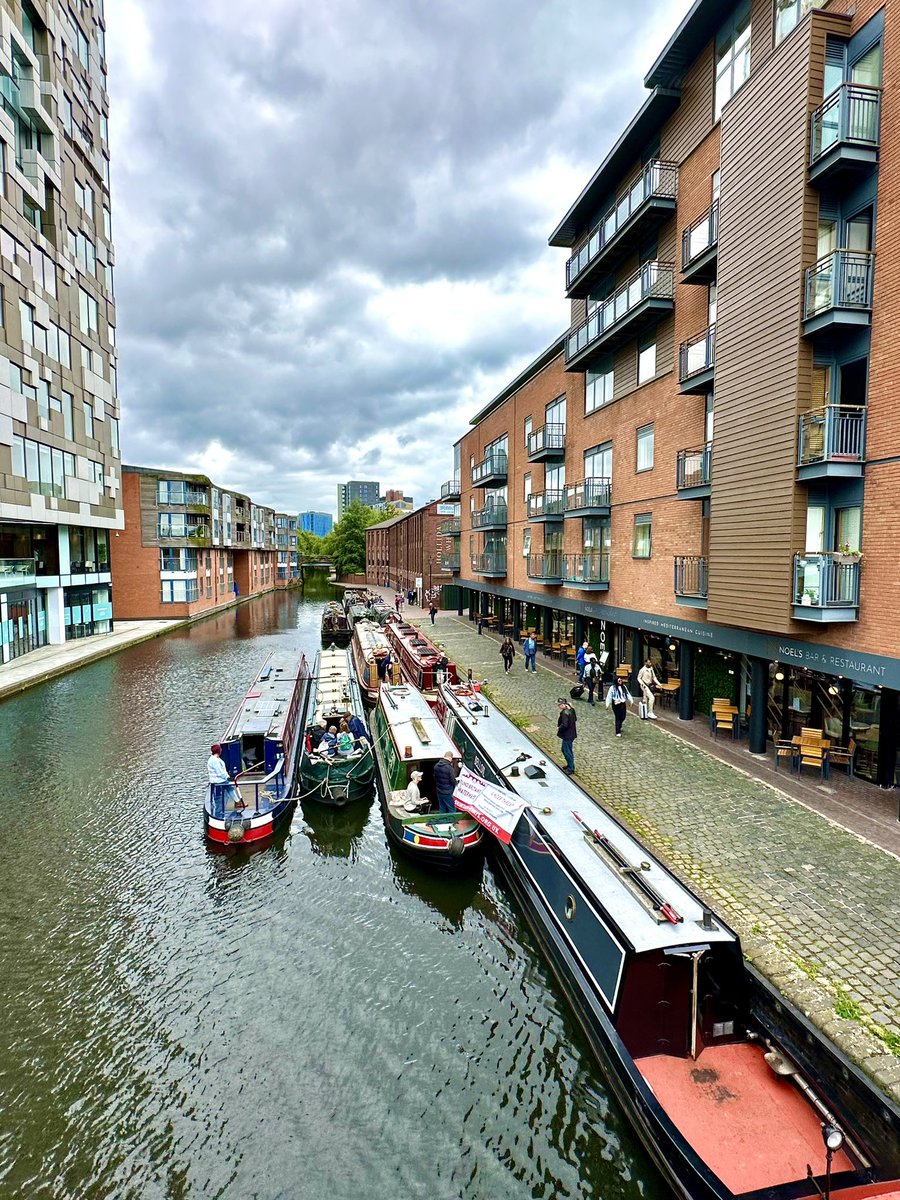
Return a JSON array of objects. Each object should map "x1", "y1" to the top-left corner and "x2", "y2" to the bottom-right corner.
[
  {"x1": 584, "y1": 652, "x2": 600, "y2": 705},
  {"x1": 576, "y1": 640, "x2": 590, "y2": 683},
  {"x1": 637, "y1": 659, "x2": 661, "y2": 720},
  {"x1": 407, "y1": 589, "x2": 415, "y2": 607},
  {"x1": 433, "y1": 750, "x2": 458, "y2": 813},
  {"x1": 522, "y1": 633, "x2": 537, "y2": 673},
  {"x1": 429, "y1": 602, "x2": 438, "y2": 625},
  {"x1": 500, "y1": 636, "x2": 515, "y2": 674},
  {"x1": 556, "y1": 699, "x2": 577, "y2": 774},
  {"x1": 605, "y1": 678, "x2": 633, "y2": 736}
]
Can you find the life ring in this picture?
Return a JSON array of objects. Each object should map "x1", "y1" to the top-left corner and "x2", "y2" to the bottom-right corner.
[{"x1": 455, "y1": 686, "x2": 473, "y2": 696}]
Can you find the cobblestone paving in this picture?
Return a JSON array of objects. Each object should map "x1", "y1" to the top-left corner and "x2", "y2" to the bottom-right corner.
[{"x1": 424, "y1": 611, "x2": 900, "y2": 1100}]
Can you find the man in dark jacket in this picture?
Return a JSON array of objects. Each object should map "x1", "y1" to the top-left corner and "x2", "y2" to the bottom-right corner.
[
  {"x1": 557, "y1": 699, "x2": 577, "y2": 775},
  {"x1": 434, "y1": 751, "x2": 458, "y2": 812}
]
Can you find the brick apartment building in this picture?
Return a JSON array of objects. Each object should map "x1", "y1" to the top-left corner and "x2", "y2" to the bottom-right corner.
[
  {"x1": 366, "y1": 500, "x2": 454, "y2": 600},
  {"x1": 447, "y1": 0, "x2": 900, "y2": 790},
  {"x1": 111, "y1": 466, "x2": 277, "y2": 620},
  {"x1": 0, "y1": 1, "x2": 122, "y2": 664}
]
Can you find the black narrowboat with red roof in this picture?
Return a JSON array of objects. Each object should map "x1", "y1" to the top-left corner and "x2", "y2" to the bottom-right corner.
[{"x1": 384, "y1": 618, "x2": 458, "y2": 698}]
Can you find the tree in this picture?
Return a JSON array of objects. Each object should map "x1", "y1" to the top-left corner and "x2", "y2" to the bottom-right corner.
[
  {"x1": 323, "y1": 500, "x2": 371, "y2": 576},
  {"x1": 296, "y1": 529, "x2": 324, "y2": 562}
]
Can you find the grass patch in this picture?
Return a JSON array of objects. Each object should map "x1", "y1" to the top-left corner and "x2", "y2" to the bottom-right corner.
[
  {"x1": 873, "y1": 1026, "x2": 900, "y2": 1056},
  {"x1": 750, "y1": 923, "x2": 763, "y2": 936},
  {"x1": 793, "y1": 958, "x2": 821, "y2": 981},
  {"x1": 834, "y1": 989, "x2": 862, "y2": 1021}
]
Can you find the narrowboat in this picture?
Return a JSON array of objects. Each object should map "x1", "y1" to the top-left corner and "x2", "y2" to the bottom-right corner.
[
  {"x1": 372, "y1": 682, "x2": 484, "y2": 872},
  {"x1": 436, "y1": 681, "x2": 900, "y2": 1200},
  {"x1": 384, "y1": 619, "x2": 458, "y2": 698},
  {"x1": 321, "y1": 601, "x2": 351, "y2": 646},
  {"x1": 298, "y1": 644, "x2": 375, "y2": 806},
  {"x1": 351, "y1": 618, "x2": 392, "y2": 705},
  {"x1": 204, "y1": 651, "x2": 310, "y2": 847}
]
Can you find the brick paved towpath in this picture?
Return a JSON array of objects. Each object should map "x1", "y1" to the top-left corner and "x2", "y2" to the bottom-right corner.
[{"x1": 408, "y1": 603, "x2": 900, "y2": 1102}]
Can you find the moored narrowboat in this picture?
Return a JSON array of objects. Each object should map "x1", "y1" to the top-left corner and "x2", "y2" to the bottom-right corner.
[
  {"x1": 204, "y1": 651, "x2": 310, "y2": 847},
  {"x1": 384, "y1": 619, "x2": 458, "y2": 699},
  {"x1": 298, "y1": 645, "x2": 375, "y2": 806},
  {"x1": 436, "y1": 680, "x2": 900, "y2": 1200},
  {"x1": 351, "y1": 618, "x2": 392, "y2": 705},
  {"x1": 372, "y1": 682, "x2": 483, "y2": 873},
  {"x1": 321, "y1": 601, "x2": 351, "y2": 646}
]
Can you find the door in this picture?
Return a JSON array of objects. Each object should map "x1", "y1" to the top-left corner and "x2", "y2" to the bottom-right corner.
[{"x1": 844, "y1": 213, "x2": 873, "y2": 305}]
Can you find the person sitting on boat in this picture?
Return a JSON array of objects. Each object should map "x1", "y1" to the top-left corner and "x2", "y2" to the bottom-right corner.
[
  {"x1": 207, "y1": 743, "x2": 243, "y2": 812},
  {"x1": 321, "y1": 725, "x2": 339, "y2": 757},
  {"x1": 403, "y1": 769, "x2": 429, "y2": 812},
  {"x1": 309, "y1": 718, "x2": 328, "y2": 751},
  {"x1": 347, "y1": 713, "x2": 370, "y2": 745},
  {"x1": 336, "y1": 720, "x2": 355, "y2": 755}
]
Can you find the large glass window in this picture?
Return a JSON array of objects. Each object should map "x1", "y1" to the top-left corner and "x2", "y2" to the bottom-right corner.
[
  {"x1": 586, "y1": 361, "x2": 614, "y2": 413},
  {"x1": 585, "y1": 441, "x2": 612, "y2": 481},
  {"x1": 775, "y1": 1, "x2": 827, "y2": 46},
  {"x1": 636, "y1": 424, "x2": 654, "y2": 472},
  {"x1": 633, "y1": 513, "x2": 652, "y2": 558},
  {"x1": 637, "y1": 341, "x2": 657, "y2": 386},
  {"x1": 715, "y1": 2, "x2": 751, "y2": 119}
]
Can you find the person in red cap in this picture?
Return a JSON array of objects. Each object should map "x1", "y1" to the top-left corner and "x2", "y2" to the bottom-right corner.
[{"x1": 207, "y1": 743, "x2": 242, "y2": 812}]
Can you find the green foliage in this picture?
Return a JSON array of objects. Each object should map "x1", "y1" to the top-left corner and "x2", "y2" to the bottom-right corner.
[
  {"x1": 694, "y1": 652, "x2": 737, "y2": 716},
  {"x1": 323, "y1": 500, "x2": 372, "y2": 576},
  {"x1": 834, "y1": 989, "x2": 862, "y2": 1021},
  {"x1": 296, "y1": 529, "x2": 325, "y2": 561}
]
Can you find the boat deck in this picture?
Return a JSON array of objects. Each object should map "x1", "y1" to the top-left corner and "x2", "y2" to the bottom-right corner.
[{"x1": 636, "y1": 1042, "x2": 853, "y2": 1194}]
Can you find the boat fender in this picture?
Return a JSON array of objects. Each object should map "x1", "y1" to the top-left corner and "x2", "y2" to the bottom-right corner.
[
  {"x1": 448, "y1": 835, "x2": 465, "y2": 858},
  {"x1": 225, "y1": 815, "x2": 246, "y2": 842}
]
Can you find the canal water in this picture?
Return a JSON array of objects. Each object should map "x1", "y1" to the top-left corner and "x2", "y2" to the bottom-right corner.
[{"x1": 0, "y1": 581, "x2": 667, "y2": 1200}]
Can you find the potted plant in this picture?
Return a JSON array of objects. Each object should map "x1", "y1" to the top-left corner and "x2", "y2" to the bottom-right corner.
[
  {"x1": 800, "y1": 588, "x2": 816, "y2": 606},
  {"x1": 834, "y1": 542, "x2": 862, "y2": 564}
]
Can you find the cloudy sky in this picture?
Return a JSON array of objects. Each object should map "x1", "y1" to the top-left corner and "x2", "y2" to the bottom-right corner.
[{"x1": 107, "y1": 0, "x2": 691, "y2": 517}]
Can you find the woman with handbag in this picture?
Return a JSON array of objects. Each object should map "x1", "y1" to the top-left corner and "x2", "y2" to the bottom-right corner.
[{"x1": 605, "y1": 679, "x2": 633, "y2": 736}]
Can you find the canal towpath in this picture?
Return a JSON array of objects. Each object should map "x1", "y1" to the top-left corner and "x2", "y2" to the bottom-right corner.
[{"x1": 404, "y1": 596, "x2": 900, "y2": 1103}]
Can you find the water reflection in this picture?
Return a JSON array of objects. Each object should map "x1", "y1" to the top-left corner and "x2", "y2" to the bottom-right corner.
[{"x1": 301, "y1": 796, "x2": 374, "y2": 861}]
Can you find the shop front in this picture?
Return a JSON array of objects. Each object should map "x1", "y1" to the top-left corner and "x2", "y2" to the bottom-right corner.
[
  {"x1": 64, "y1": 585, "x2": 113, "y2": 640},
  {"x1": 0, "y1": 587, "x2": 48, "y2": 662}
]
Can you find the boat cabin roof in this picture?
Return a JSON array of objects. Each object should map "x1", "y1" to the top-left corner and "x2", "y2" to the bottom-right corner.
[
  {"x1": 440, "y1": 683, "x2": 736, "y2": 956},
  {"x1": 354, "y1": 620, "x2": 391, "y2": 656},
  {"x1": 223, "y1": 651, "x2": 305, "y2": 743},
  {"x1": 387, "y1": 621, "x2": 442, "y2": 661},
  {"x1": 312, "y1": 646, "x2": 354, "y2": 723},
  {"x1": 380, "y1": 684, "x2": 457, "y2": 763}
]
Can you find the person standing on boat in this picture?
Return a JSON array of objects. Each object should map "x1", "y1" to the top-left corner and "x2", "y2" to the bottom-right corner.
[
  {"x1": 522, "y1": 633, "x2": 537, "y2": 673},
  {"x1": 605, "y1": 678, "x2": 633, "y2": 736},
  {"x1": 556, "y1": 700, "x2": 577, "y2": 775},
  {"x1": 207, "y1": 744, "x2": 241, "y2": 810},
  {"x1": 377, "y1": 650, "x2": 392, "y2": 682},
  {"x1": 500, "y1": 637, "x2": 515, "y2": 674},
  {"x1": 434, "y1": 751, "x2": 458, "y2": 813}
]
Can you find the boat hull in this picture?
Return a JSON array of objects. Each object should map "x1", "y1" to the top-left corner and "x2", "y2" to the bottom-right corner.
[
  {"x1": 204, "y1": 798, "x2": 296, "y2": 848},
  {"x1": 378, "y1": 789, "x2": 485, "y2": 874},
  {"x1": 300, "y1": 756, "x2": 375, "y2": 807}
]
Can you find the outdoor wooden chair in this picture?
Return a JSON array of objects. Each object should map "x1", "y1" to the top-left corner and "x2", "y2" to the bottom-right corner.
[
  {"x1": 798, "y1": 743, "x2": 827, "y2": 780},
  {"x1": 773, "y1": 740, "x2": 795, "y2": 772},
  {"x1": 828, "y1": 738, "x2": 856, "y2": 778},
  {"x1": 712, "y1": 712, "x2": 736, "y2": 741}
]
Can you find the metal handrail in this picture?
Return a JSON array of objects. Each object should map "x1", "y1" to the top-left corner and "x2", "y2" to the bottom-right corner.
[
  {"x1": 441, "y1": 553, "x2": 460, "y2": 572},
  {"x1": 439, "y1": 517, "x2": 461, "y2": 535},
  {"x1": 472, "y1": 451, "x2": 508, "y2": 484},
  {"x1": 678, "y1": 324, "x2": 715, "y2": 381},
  {"x1": 564, "y1": 477, "x2": 611, "y2": 511},
  {"x1": 674, "y1": 555, "x2": 708, "y2": 598},
  {"x1": 798, "y1": 405, "x2": 866, "y2": 465},
  {"x1": 811, "y1": 82, "x2": 881, "y2": 163},
  {"x1": 794, "y1": 553, "x2": 860, "y2": 608},
  {"x1": 527, "y1": 422, "x2": 566, "y2": 456},
  {"x1": 676, "y1": 444, "x2": 712, "y2": 490},
  {"x1": 566, "y1": 160, "x2": 678, "y2": 288},
  {"x1": 527, "y1": 553, "x2": 564, "y2": 580},
  {"x1": 681, "y1": 200, "x2": 719, "y2": 270},
  {"x1": 562, "y1": 552, "x2": 609, "y2": 584},
  {"x1": 472, "y1": 552, "x2": 507, "y2": 575},
  {"x1": 471, "y1": 504, "x2": 509, "y2": 529},
  {"x1": 527, "y1": 490, "x2": 565, "y2": 519},
  {"x1": 805, "y1": 250, "x2": 874, "y2": 317},
  {"x1": 440, "y1": 479, "x2": 460, "y2": 498},
  {"x1": 566, "y1": 261, "x2": 675, "y2": 362}
]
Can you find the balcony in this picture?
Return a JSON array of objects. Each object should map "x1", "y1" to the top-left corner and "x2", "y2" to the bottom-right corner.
[
  {"x1": 678, "y1": 325, "x2": 715, "y2": 394},
  {"x1": 793, "y1": 553, "x2": 860, "y2": 622},
  {"x1": 526, "y1": 553, "x2": 564, "y2": 584},
  {"x1": 565, "y1": 160, "x2": 678, "y2": 298},
  {"x1": 676, "y1": 444, "x2": 712, "y2": 500},
  {"x1": 527, "y1": 422, "x2": 566, "y2": 463},
  {"x1": 472, "y1": 451, "x2": 508, "y2": 488},
  {"x1": 564, "y1": 477, "x2": 611, "y2": 518},
  {"x1": 471, "y1": 503, "x2": 508, "y2": 531},
  {"x1": 439, "y1": 517, "x2": 461, "y2": 536},
  {"x1": 797, "y1": 405, "x2": 866, "y2": 481},
  {"x1": 441, "y1": 478, "x2": 461, "y2": 502},
  {"x1": 674, "y1": 556, "x2": 708, "y2": 607},
  {"x1": 810, "y1": 84, "x2": 881, "y2": 185},
  {"x1": 681, "y1": 201, "x2": 719, "y2": 285},
  {"x1": 441, "y1": 552, "x2": 461, "y2": 574},
  {"x1": 565, "y1": 262, "x2": 675, "y2": 371},
  {"x1": 0, "y1": 557, "x2": 36, "y2": 587},
  {"x1": 561, "y1": 551, "x2": 609, "y2": 590},
  {"x1": 527, "y1": 490, "x2": 565, "y2": 523},
  {"x1": 803, "y1": 250, "x2": 874, "y2": 336},
  {"x1": 472, "y1": 551, "x2": 507, "y2": 578}
]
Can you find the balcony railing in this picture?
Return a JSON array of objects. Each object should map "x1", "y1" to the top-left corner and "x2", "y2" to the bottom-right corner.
[
  {"x1": 440, "y1": 478, "x2": 461, "y2": 500},
  {"x1": 676, "y1": 444, "x2": 712, "y2": 492},
  {"x1": 0, "y1": 557, "x2": 36, "y2": 585},
  {"x1": 561, "y1": 551, "x2": 609, "y2": 586},
  {"x1": 810, "y1": 83, "x2": 881, "y2": 167},
  {"x1": 681, "y1": 201, "x2": 719, "y2": 273},
  {"x1": 798, "y1": 405, "x2": 866, "y2": 468},
  {"x1": 674, "y1": 555, "x2": 708, "y2": 600},
  {"x1": 565, "y1": 261, "x2": 675, "y2": 364},
  {"x1": 527, "y1": 490, "x2": 565, "y2": 520},
  {"x1": 566, "y1": 160, "x2": 678, "y2": 292},
  {"x1": 678, "y1": 325, "x2": 715, "y2": 387},
  {"x1": 472, "y1": 451, "x2": 508, "y2": 486},
  {"x1": 527, "y1": 553, "x2": 564, "y2": 582},
  {"x1": 804, "y1": 250, "x2": 874, "y2": 321},
  {"x1": 471, "y1": 503, "x2": 508, "y2": 530},
  {"x1": 564, "y1": 477, "x2": 611, "y2": 514},
  {"x1": 794, "y1": 553, "x2": 860, "y2": 618},
  {"x1": 472, "y1": 551, "x2": 507, "y2": 576},
  {"x1": 527, "y1": 422, "x2": 566, "y2": 460},
  {"x1": 439, "y1": 517, "x2": 461, "y2": 536},
  {"x1": 158, "y1": 524, "x2": 210, "y2": 541},
  {"x1": 441, "y1": 552, "x2": 461, "y2": 573}
]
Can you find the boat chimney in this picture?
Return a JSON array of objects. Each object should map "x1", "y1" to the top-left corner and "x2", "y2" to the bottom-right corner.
[{"x1": 699, "y1": 907, "x2": 716, "y2": 931}]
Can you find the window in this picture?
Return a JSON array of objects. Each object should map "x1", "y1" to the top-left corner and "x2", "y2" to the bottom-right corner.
[
  {"x1": 103, "y1": 206, "x2": 112, "y2": 240},
  {"x1": 585, "y1": 441, "x2": 612, "y2": 482},
  {"x1": 524, "y1": 416, "x2": 532, "y2": 447},
  {"x1": 522, "y1": 528, "x2": 531, "y2": 558},
  {"x1": 12, "y1": 433, "x2": 75, "y2": 495},
  {"x1": 19, "y1": 299, "x2": 34, "y2": 345},
  {"x1": 775, "y1": 0, "x2": 827, "y2": 46},
  {"x1": 110, "y1": 417, "x2": 119, "y2": 455},
  {"x1": 585, "y1": 362, "x2": 614, "y2": 413},
  {"x1": 636, "y1": 424, "x2": 654, "y2": 472},
  {"x1": 633, "y1": 513, "x2": 652, "y2": 558},
  {"x1": 79, "y1": 287, "x2": 98, "y2": 333},
  {"x1": 637, "y1": 342, "x2": 657, "y2": 385},
  {"x1": 161, "y1": 579, "x2": 199, "y2": 604},
  {"x1": 62, "y1": 392, "x2": 73, "y2": 439},
  {"x1": 715, "y1": 2, "x2": 751, "y2": 119},
  {"x1": 83, "y1": 401, "x2": 93, "y2": 440},
  {"x1": 524, "y1": 472, "x2": 532, "y2": 501}
]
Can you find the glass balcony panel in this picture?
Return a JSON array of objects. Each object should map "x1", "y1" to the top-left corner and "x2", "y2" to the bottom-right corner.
[
  {"x1": 527, "y1": 490, "x2": 565, "y2": 520},
  {"x1": 564, "y1": 477, "x2": 611, "y2": 512},
  {"x1": 794, "y1": 553, "x2": 860, "y2": 609},
  {"x1": 798, "y1": 406, "x2": 866, "y2": 466},
  {"x1": 804, "y1": 251, "x2": 874, "y2": 318},
  {"x1": 676, "y1": 445, "x2": 712, "y2": 491},
  {"x1": 811, "y1": 83, "x2": 881, "y2": 163},
  {"x1": 471, "y1": 503, "x2": 508, "y2": 529},
  {"x1": 0, "y1": 557, "x2": 36, "y2": 584},
  {"x1": 567, "y1": 262, "x2": 675, "y2": 364},
  {"x1": 562, "y1": 551, "x2": 609, "y2": 584}
]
